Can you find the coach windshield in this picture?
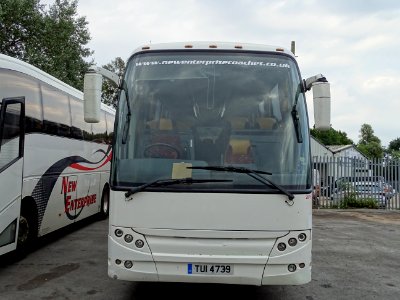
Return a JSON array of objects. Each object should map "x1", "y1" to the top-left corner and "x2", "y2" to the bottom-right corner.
[{"x1": 112, "y1": 51, "x2": 311, "y2": 193}]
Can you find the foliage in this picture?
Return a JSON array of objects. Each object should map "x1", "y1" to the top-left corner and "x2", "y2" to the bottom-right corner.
[
  {"x1": 41, "y1": 0, "x2": 93, "y2": 90},
  {"x1": 356, "y1": 124, "x2": 384, "y2": 159},
  {"x1": 388, "y1": 137, "x2": 400, "y2": 152},
  {"x1": 310, "y1": 127, "x2": 353, "y2": 145},
  {"x1": 332, "y1": 184, "x2": 378, "y2": 209},
  {"x1": 387, "y1": 137, "x2": 400, "y2": 159},
  {"x1": 358, "y1": 123, "x2": 381, "y2": 145},
  {"x1": 389, "y1": 151, "x2": 400, "y2": 160},
  {"x1": 101, "y1": 57, "x2": 125, "y2": 108},
  {"x1": 0, "y1": 0, "x2": 92, "y2": 90},
  {"x1": 338, "y1": 196, "x2": 378, "y2": 209},
  {"x1": 0, "y1": 0, "x2": 44, "y2": 59},
  {"x1": 357, "y1": 142, "x2": 384, "y2": 159}
]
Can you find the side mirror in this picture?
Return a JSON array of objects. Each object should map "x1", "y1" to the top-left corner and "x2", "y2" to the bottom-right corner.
[
  {"x1": 84, "y1": 72, "x2": 102, "y2": 123},
  {"x1": 312, "y1": 81, "x2": 331, "y2": 130}
]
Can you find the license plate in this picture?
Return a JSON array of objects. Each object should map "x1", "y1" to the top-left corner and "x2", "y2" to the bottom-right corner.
[{"x1": 187, "y1": 263, "x2": 233, "y2": 275}]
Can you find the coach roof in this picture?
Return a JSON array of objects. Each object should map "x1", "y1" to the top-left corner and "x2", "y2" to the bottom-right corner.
[
  {"x1": 0, "y1": 53, "x2": 83, "y2": 100},
  {"x1": 131, "y1": 41, "x2": 295, "y2": 57}
]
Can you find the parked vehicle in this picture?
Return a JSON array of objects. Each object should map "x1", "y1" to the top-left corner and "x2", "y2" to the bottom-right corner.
[
  {"x1": 331, "y1": 181, "x2": 389, "y2": 208},
  {"x1": 312, "y1": 169, "x2": 321, "y2": 207},
  {"x1": 83, "y1": 42, "x2": 331, "y2": 286},
  {"x1": 0, "y1": 54, "x2": 115, "y2": 256},
  {"x1": 334, "y1": 176, "x2": 395, "y2": 197}
]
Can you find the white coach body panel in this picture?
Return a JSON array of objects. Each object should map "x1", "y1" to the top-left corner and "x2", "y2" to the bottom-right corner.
[
  {"x1": 22, "y1": 134, "x2": 111, "y2": 236},
  {"x1": 111, "y1": 191, "x2": 312, "y2": 231},
  {"x1": 0, "y1": 159, "x2": 23, "y2": 255}
]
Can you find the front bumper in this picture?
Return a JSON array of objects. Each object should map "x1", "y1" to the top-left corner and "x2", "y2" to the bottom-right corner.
[{"x1": 108, "y1": 227, "x2": 312, "y2": 286}]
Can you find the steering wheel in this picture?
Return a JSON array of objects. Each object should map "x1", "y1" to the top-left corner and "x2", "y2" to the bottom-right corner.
[{"x1": 144, "y1": 143, "x2": 180, "y2": 159}]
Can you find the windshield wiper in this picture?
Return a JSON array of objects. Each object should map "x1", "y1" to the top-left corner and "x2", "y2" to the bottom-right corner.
[
  {"x1": 125, "y1": 178, "x2": 233, "y2": 198},
  {"x1": 189, "y1": 165, "x2": 272, "y2": 175},
  {"x1": 121, "y1": 80, "x2": 131, "y2": 144},
  {"x1": 188, "y1": 166, "x2": 294, "y2": 202},
  {"x1": 291, "y1": 83, "x2": 303, "y2": 143}
]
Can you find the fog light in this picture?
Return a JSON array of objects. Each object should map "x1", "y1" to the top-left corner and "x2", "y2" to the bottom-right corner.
[
  {"x1": 288, "y1": 264, "x2": 297, "y2": 272},
  {"x1": 299, "y1": 263, "x2": 305, "y2": 268},
  {"x1": 115, "y1": 229, "x2": 123, "y2": 237},
  {"x1": 135, "y1": 239, "x2": 145, "y2": 248},
  {"x1": 298, "y1": 233, "x2": 307, "y2": 242},
  {"x1": 124, "y1": 234, "x2": 134, "y2": 243},
  {"x1": 124, "y1": 260, "x2": 133, "y2": 269},
  {"x1": 277, "y1": 242, "x2": 286, "y2": 251},
  {"x1": 115, "y1": 259, "x2": 121, "y2": 265},
  {"x1": 288, "y1": 238, "x2": 297, "y2": 246}
]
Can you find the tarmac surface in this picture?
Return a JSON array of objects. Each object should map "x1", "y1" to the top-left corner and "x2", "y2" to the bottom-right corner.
[{"x1": 0, "y1": 209, "x2": 399, "y2": 300}]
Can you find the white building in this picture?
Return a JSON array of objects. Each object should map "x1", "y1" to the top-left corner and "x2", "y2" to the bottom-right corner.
[{"x1": 311, "y1": 137, "x2": 369, "y2": 187}]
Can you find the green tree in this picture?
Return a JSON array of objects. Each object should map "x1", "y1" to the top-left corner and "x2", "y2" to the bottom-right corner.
[
  {"x1": 0, "y1": 0, "x2": 44, "y2": 59},
  {"x1": 0, "y1": 0, "x2": 92, "y2": 90},
  {"x1": 357, "y1": 142, "x2": 384, "y2": 159},
  {"x1": 102, "y1": 57, "x2": 125, "y2": 108},
  {"x1": 387, "y1": 137, "x2": 400, "y2": 159},
  {"x1": 356, "y1": 124, "x2": 384, "y2": 159},
  {"x1": 358, "y1": 123, "x2": 381, "y2": 145},
  {"x1": 39, "y1": 0, "x2": 92, "y2": 90},
  {"x1": 388, "y1": 137, "x2": 400, "y2": 152},
  {"x1": 310, "y1": 127, "x2": 353, "y2": 145}
]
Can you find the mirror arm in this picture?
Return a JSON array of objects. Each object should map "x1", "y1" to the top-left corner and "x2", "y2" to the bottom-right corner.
[
  {"x1": 304, "y1": 74, "x2": 328, "y2": 91},
  {"x1": 88, "y1": 66, "x2": 119, "y2": 86}
]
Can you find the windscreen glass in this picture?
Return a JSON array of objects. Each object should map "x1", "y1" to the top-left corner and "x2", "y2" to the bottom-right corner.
[{"x1": 112, "y1": 51, "x2": 311, "y2": 192}]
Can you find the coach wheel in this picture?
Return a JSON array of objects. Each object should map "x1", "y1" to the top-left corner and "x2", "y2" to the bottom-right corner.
[
  {"x1": 17, "y1": 204, "x2": 38, "y2": 253},
  {"x1": 99, "y1": 187, "x2": 110, "y2": 220}
]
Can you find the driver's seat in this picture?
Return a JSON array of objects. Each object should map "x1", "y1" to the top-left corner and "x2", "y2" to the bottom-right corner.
[{"x1": 145, "y1": 118, "x2": 185, "y2": 159}]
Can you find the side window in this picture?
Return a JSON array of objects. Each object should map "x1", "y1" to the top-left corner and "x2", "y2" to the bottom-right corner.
[
  {"x1": 0, "y1": 69, "x2": 42, "y2": 133},
  {"x1": 41, "y1": 84, "x2": 71, "y2": 137},
  {"x1": 91, "y1": 112, "x2": 107, "y2": 143},
  {"x1": 70, "y1": 97, "x2": 91, "y2": 140},
  {"x1": 0, "y1": 100, "x2": 23, "y2": 170},
  {"x1": 106, "y1": 112, "x2": 115, "y2": 144}
]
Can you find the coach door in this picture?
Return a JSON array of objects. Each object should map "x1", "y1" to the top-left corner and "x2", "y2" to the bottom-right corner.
[{"x1": 0, "y1": 98, "x2": 24, "y2": 255}]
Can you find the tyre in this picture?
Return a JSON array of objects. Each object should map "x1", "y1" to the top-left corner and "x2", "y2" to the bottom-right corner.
[
  {"x1": 17, "y1": 203, "x2": 38, "y2": 254},
  {"x1": 98, "y1": 186, "x2": 110, "y2": 220}
]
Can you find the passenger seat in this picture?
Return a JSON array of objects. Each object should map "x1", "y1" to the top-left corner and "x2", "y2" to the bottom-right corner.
[{"x1": 225, "y1": 139, "x2": 253, "y2": 164}]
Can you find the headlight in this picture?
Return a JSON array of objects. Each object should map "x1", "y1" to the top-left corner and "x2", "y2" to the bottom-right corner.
[
  {"x1": 124, "y1": 260, "x2": 133, "y2": 269},
  {"x1": 288, "y1": 238, "x2": 297, "y2": 247},
  {"x1": 277, "y1": 242, "x2": 286, "y2": 251},
  {"x1": 115, "y1": 229, "x2": 123, "y2": 237},
  {"x1": 288, "y1": 264, "x2": 297, "y2": 272},
  {"x1": 135, "y1": 239, "x2": 145, "y2": 248},
  {"x1": 298, "y1": 233, "x2": 307, "y2": 242},
  {"x1": 124, "y1": 234, "x2": 134, "y2": 243}
]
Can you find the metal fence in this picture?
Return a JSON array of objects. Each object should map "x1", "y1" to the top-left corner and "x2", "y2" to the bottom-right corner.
[{"x1": 312, "y1": 156, "x2": 400, "y2": 210}]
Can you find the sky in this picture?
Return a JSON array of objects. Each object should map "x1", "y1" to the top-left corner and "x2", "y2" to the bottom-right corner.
[{"x1": 45, "y1": 0, "x2": 400, "y2": 146}]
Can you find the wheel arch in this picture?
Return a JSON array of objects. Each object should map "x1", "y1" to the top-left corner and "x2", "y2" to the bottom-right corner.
[
  {"x1": 98, "y1": 182, "x2": 110, "y2": 219},
  {"x1": 17, "y1": 195, "x2": 39, "y2": 252}
]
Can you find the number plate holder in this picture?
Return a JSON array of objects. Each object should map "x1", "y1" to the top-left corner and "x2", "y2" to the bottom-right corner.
[{"x1": 187, "y1": 263, "x2": 233, "y2": 275}]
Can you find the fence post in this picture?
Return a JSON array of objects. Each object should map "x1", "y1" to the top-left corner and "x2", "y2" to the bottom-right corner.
[{"x1": 312, "y1": 155, "x2": 400, "y2": 210}]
